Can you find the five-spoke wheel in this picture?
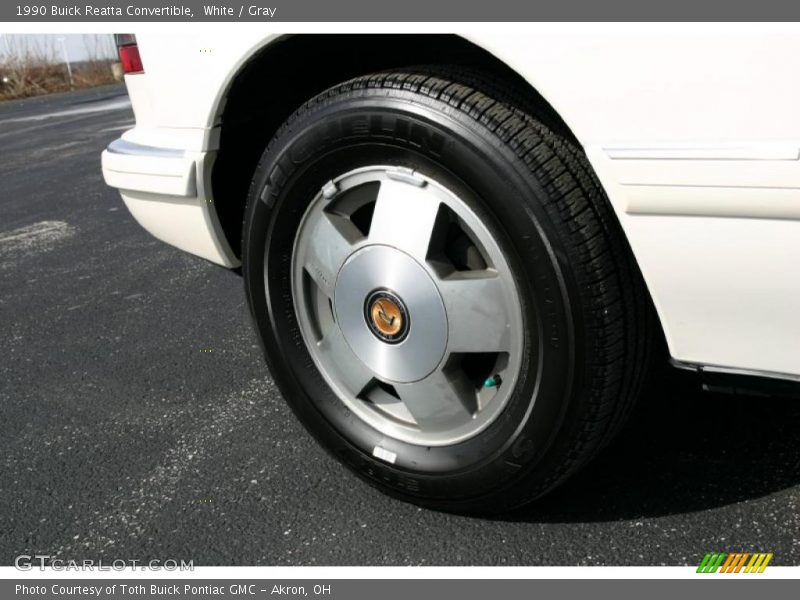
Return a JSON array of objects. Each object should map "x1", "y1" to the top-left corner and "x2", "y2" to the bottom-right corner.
[
  {"x1": 243, "y1": 68, "x2": 652, "y2": 514},
  {"x1": 292, "y1": 166, "x2": 523, "y2": 446}
]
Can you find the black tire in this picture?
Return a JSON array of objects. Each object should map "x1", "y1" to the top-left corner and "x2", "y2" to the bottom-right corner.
[{"x1": 242, "y1": 68, "x2": 653, "y2": 514}]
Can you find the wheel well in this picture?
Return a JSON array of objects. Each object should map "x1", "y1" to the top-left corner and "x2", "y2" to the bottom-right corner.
[{"x1": 211, "y1": 34, "x2": 574, "y2": 259}]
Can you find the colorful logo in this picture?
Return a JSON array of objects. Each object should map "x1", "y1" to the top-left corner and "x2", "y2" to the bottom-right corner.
[{"x1": 697, "y1": 553, "x2": 773, "y2": 573}]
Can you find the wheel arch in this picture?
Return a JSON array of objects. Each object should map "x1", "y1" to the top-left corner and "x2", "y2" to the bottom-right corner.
[{"x1": 209, "y1": 34, "x2": 578, "y2": 260}]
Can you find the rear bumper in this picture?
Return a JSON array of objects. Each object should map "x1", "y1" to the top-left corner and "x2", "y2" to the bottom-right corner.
[
  {"x1": 102, "y1": 139, "x2": 197, "y2": 196},
  {"x1": 101, "y1": 136, "x2": 239, "y2": 268}
]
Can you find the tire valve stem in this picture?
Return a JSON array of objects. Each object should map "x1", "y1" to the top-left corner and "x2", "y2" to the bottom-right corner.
[{"x1": 483, "y1": 374, "x2": 502, "y2": 388}]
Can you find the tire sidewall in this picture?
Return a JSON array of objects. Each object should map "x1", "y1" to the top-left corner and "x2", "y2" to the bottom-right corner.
[{"x1": 243, "y1": 89, "x2": 584, "y2": 509}]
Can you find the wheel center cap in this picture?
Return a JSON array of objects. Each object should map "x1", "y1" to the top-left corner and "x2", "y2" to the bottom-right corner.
[
  {"x1": 334, "y1": 245, "x2": 447, "y2": 383},
  {"x1": 365, "y1": 289, "x2": 409, "y2": 343}
]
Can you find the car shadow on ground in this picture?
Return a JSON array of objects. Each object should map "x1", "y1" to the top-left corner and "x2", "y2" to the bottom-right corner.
[{"x1": 502, "y1": 364, "x2": 800, "y2": 523}]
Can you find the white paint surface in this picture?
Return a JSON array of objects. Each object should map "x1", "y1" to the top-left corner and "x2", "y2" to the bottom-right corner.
[{"x1": 103, "y1": 26, "x2": 800, "y2": 378}]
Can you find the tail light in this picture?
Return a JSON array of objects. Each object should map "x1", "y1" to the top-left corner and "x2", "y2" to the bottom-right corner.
[{"x1": 115, "y1": 34, "x2": 144, "y2": 75}]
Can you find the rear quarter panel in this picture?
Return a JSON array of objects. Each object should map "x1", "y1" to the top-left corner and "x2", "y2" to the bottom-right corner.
[{"x1": 131, "y1": 25, "x2": 800, "y2": 377}]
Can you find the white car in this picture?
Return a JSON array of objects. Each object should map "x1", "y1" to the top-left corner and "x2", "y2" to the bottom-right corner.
[{"x1": 102, "y1": 28, "x2": 800, "y2": 514}]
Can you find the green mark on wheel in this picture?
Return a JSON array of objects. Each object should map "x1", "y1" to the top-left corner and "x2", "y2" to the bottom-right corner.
[{"x1": 483, "y1": 374, "x2": 502, "y2": 388}]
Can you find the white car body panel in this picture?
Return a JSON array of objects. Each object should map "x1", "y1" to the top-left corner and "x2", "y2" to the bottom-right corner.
[{"x1": 101, "y1": 25, "x2": 800, "y2": 380}]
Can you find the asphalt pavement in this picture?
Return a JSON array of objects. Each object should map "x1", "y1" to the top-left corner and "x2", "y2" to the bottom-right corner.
[{"x1": 0, "y1": 85, "x2": 798, "y2": 566}]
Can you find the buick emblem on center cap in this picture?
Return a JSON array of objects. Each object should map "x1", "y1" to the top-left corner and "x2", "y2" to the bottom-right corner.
[{"x1": 364, "y1": 289, "x2": 410, "y2": 343}]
